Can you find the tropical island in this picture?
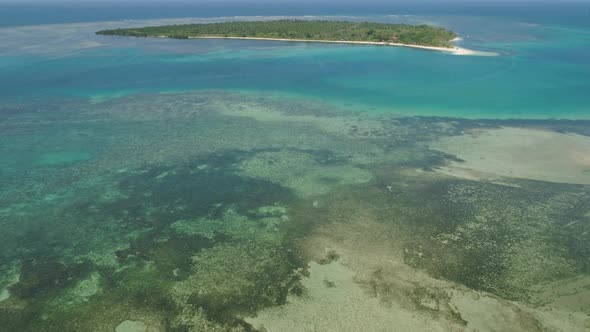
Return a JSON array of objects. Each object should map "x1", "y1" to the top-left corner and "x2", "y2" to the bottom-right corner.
[{"x1": 96, "y1": 20, "x2": 484, "y2": 55}]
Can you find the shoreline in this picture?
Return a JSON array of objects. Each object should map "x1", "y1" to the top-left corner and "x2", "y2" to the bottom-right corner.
[{"x1": 154, "y1": 35, "x2": 498, "y2": 56}]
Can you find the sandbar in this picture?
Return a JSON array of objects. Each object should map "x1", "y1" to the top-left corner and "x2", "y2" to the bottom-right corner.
[{"x1": 431, "y1": 127, "x2": 590, "y2": 185}]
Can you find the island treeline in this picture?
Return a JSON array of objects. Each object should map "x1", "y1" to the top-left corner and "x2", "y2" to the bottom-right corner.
[{"x1": 96, "y1": 20, "x2": 457, "y2": 48}]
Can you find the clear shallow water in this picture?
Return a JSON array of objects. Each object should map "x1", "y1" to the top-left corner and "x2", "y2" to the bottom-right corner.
[{"x1": 1, "y1": 3, "x2": 590, "y2": 332}]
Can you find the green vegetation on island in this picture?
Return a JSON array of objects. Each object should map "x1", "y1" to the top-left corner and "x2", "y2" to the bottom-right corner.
[{"x1": 96, "y1": 20, "x2": 458, "y2": 48}]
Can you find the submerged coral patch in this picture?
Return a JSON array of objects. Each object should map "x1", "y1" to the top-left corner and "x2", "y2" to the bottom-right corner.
[
  {"x1": 108, "y1": 153, "x2": 295, "y2": 226},
  {"x1": 10, "y1": 258, "x2": 93, "y2": 300},
  {"x1": 172, "y1": 242, "x2": 299, "y2": 325},
  {"x1": 238, "y1": 150, "x2": 374, "y2": 197}
]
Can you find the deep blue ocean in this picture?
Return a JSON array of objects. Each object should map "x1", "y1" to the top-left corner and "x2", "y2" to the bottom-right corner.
[{"x1": 2, "y1": 1, "x2": 590, "y2": 28}]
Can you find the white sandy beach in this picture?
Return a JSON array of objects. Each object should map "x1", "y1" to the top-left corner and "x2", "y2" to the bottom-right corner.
[{"x1": 169, "y1": 35, "x2": 498, "y2": 56}]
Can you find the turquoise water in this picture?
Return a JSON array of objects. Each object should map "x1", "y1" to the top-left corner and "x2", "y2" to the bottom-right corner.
[{"x1": 1, "y1": 14, "x2": 589, "y2": 119}]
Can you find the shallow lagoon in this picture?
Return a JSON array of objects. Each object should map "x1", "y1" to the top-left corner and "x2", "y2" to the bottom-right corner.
[{"x1": 0, "y1": 14, "x2": 589, "y2": 332}]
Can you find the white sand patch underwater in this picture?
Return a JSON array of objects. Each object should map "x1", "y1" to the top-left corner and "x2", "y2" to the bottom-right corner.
[{"x1": 432, "y1": 127, "x2": 590, "y2": 185}]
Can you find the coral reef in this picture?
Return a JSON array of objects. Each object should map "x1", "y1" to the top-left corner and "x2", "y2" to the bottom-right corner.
[{"x1": 1, "y1": 91, "x2": 589, "y2": 330}]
